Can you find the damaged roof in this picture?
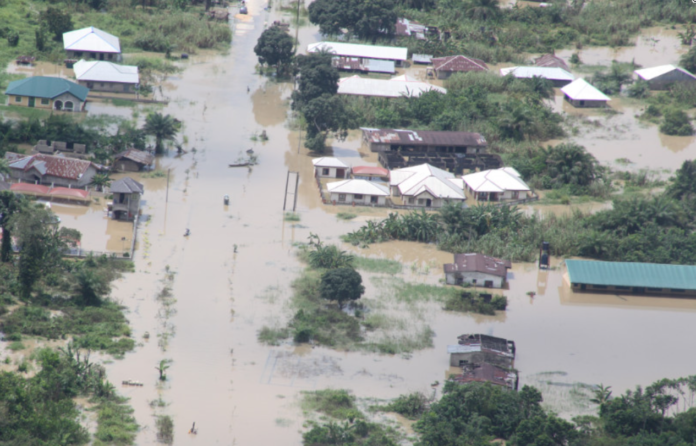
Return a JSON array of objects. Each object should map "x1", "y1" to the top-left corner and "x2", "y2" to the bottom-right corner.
[
  {"x1": 432, "y1": 55, "x2": 488, "y2": 73},
  {"x1": 457, "y1": 333, "x2": 514, "y2": 355},
  {"x1": 534, "y1": 54, "x2": 570, "y2": 70},
  {"x1": 450, "y1": 362, "x2": 518, "y2": 389},
  {"x1": 114, "y1": 148, "x2": 154, "y2": 166},
  {"x1": 361, "y1": 128, "x2": 487, "y2": 147},
  {"x1": 7, "y1": 153, "x2": 96, "y2": 180},
  {"x1": 444, "y1": 253, "x2": 511, "y2": 277}
]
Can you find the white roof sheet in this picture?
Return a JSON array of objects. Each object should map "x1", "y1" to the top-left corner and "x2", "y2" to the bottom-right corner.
[
  {"x1": 561, "y1": 78, "x2": 610, "y2": 101},
  {"x1": 73, "y1": 60, "x2": 138, "y2": 84},
  {"x1": 463, "y1": 168, "x2": 531, "y2": 193},
  {"x1": 312, "y1": 157, "x2": 349, "y2": 168},
  {"x1": 500, "y1": 66, "x2": 575, "y2": 81},
  {"x1": 634, "y1": 64, "x2": 696, "y2": 81},
  {"x1": 447, "y1": 344, "x2": 481, "y2": 354},
  {"x1": 63, "y1": 27, "x2": 121, "y2": 53},
  {"x1": 390, "y1": 163, "x2": 465, "y2": 199},
  {"x1": 308, "y1": 42, "x2": 408, "y2": 61},
  {"x1": 338, "y1": 75, "x2": 446, "y2": 98},
  {"x1": 327, "y1": 179, "x2": 389, "y2": 196}
]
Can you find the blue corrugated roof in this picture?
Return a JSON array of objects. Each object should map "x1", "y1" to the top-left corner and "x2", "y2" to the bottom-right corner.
[
  {"x1": 565, "y1": 260, "x2": 696, "y2": 290},
  {"x1": 5, "y1": 76, "x2": 89, "y2": 101}
]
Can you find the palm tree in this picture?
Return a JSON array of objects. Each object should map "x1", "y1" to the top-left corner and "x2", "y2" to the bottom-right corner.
[
  {"x1": 90, "y1": 173, "x2": 112, "y2": 192},
  {"x1": 0, "y1": 191, "x2": 24, "y2": 262},
  {"x1": 590, "y1": 384, "x2": 612, "y2": 405},
  {"x1": 526, "y1": 76, "x2": 554, "y2": 101},
  {"x1": 465, "y1": 0, "x2": 499, "y2": 21},
  {"x1": 156, "y1": 359, "x2": 171, "y2": 381},
  {"x1": 0, "y1": 158, "x2": 9, "y2": 181},
  {"x1": 143, "y1": 112, "x2": 180, "y2": 155}
]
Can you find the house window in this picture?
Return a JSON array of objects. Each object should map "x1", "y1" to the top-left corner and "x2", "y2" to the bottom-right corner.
[
  {"x1": 322, "y1": 168, "x2": 329, "y2": 175},
  {"x1": 671, "y1": 289, "x2": 685, "y2": 293},
  {"x1": 338, "y1": 194, "x2": 346, "y2": 202},
  {"x1": 15, "y1": 96, "x2": 22, "y2": 102},
  {"x1": 579, "y1": 100, "x2": 585, "y2": 106},
  {"x1": 511, "y1": 191, "x2": 519, "y2": 199},
  {"x1": 354, "y1": 194, "x2": 363, "y2": 200},
  {"x1": 592, "y1": 285, "x2": 608, "y2": 289},
  {"x1": 100, "y1": 83, "x2": 104, "y2": 87},
  {"x1": 417, "y1": 199, "x2": 426, "y2": 205},
  {"x1": 75, "y1": 52, "x2": 83, "y2": 57},
  {"x1": 408, "y1": 197, "x2": 415, "y2": 204},
  {"x1": 41, "y1": 98, "x2": 49, "y2": 105},
  {"x1": 615, "y1": 286, "x2": 631, "y2": 291},
  {"x1": 370, "y1": 196, "x2": 378, "y2": 204}
]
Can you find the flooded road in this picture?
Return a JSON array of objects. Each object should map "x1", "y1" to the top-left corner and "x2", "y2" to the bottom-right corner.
[{"x1": 83, "y1": 6, "x2": 696, "y2": 446}]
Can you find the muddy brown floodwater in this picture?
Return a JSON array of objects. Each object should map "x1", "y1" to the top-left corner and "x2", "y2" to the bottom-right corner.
[{"x1": 84, "y1": 5, "x2": 696, "y2": 445}]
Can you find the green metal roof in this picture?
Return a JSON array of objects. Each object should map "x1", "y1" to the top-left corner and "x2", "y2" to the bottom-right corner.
[
  {"x1": 5, "y1": 76, "x2": 89, "y2": 101},
  {"x1": 565, "y1": 260, "x2": 696, "y2": 290}
]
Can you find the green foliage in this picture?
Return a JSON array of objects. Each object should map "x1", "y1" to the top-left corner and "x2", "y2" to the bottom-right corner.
[
  {"x1": 336, "y1": 212, "x2": 357, "y2": 220},
  {"x1": 372, "y1": 392, "x2": 428, "y2": 420},
  {"x1": 93, "y1": 398, "x2": 139, "y2": 446},
  {"x1": 443, "y1": 291, "x2": 508, "y2": 315},
  {"x1": 591, "y1": 63, "x2": 634, "y2": 95},
  {"x1": 302, "y1": 233, "x2": 355, "y2": 269},
  {"x1": 143, "y1": 112, "x2": 180, "y2": 155},
  {"x1": 681, "y1": 45, "x2": 696, "y2": 74},
  {"x1": 254, "y1": 24, "x2": 294, "y2": 69},
  {"x1": 659, "y1": 108, "x2": 693, "y2": 136},
  {"x1": 156, "y1": 415, "x2": 174, "y2": 444},
  {"x1": 308, "y1": 0, "x2": 397, "y2": 40},
  {"x1": 284, "y1": 212, "x2": 301, "y2": 222},
  {"x1": 667, "y1": 160, "x2": 696, "y2": 200},
  {"x1": 40, "y1": 7, "x2": 73, "y2": 42},
  {"x1": 627, "y1": 79, "x2": 650, "y2": 99},
  {"x1": 320, "y1": 267, "x2": 365, "y2": 309},
  {"x1": 352, "y1": 256, "x2": 402, "y2": 275},
  {"x1": 302, "y1": 389, "x2": 363, "y2": 420}
]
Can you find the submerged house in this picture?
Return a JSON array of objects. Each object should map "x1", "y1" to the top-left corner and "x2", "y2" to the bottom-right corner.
[
  {"x1": 633, "y1": 65, "x2": 696, "y2": 90},
  {"x1": 500, "y1": 66, "x2": 575, "y2": 87},
  {"x1": 561, "y1": 78, "x2": 610, "y2": 108},
  {"x1": 351, "y1": 166, "x2": 389, "y2": 182},
  {"x1": 308, "y1": 42, "x2": 408, "y2": 67},
  {"x1": 431, "y1": 55, "x2": 488, "y2": 79},
  {"x1": 63, "y1": 26, "x2": 121, "y2": 61},
  {"x1": 362, "y1": 128, "x2": 487, "y2": 154},
  {"x1": 444, "y1": 253, "x2": 511, "y2": 288},
  {"x1": 5, "y1": 76, "x2": 88, "y2": 112},
  {"x1": 73, "y1": 59, "x2": 139, "y2": 93},
  {"x1": 337, "y1": 75, "x2": 446, "y2": 98},
  {"x1": 34, "y1": 140, "x2": 87, "y2": 157},
  {"x1": 565, "y1": 260, "x2": 696, "y2": 298},
  {"x1": 448, "y1": 333, "x2": 516, "y2": 368},
  {"x1": 326, "y1": 179, "x2": 389, "y2": 206},
  {"x1": 389, "y1": 163, "x2": 465, "y2": 208},
  {"x1": 109, "y1": 177, "x2": 144, "y2": 221},
  {"x1": 312, "y1": 157, "x2": 349, "y2": 179},
  {"x1": 462, "y1": 167, "x2": 532, "y2": 202},
  {"x1": 113, "y1": 149, "x2": 154, "y2": 172},
  {"x1": 5, "y1": 152, "x2": 101, "y2": 188},
  {"x1": 450, "y1": 362, "x2": 519, "y2": 391}
]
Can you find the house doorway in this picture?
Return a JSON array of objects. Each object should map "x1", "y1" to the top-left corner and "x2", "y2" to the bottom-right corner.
[
  {"x1": 99, "y1": 53, "x2": 104, "y2": 60},
  {"x1": 336, "y1": 169, "x2": 345, "y2": 178},
  {"x1": 28, "y1": 97, "x2": 35, "y2": 107},
  {"x1": 54, "y1": 100, "x2": 63, "y2": 110},
  {"x1": 426, "y1": 199, "x2": 432, "y2": 207}
]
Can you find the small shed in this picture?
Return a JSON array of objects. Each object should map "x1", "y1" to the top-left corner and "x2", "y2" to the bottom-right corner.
[
  {"x1": 561, "y1": 78, "x2": 610, "y2": 108},
  {"x1": 633, "y1": 65, "x2": 696, "y2": 90},
  {"x1": 444, "y1": 253, "x2": 511, "y2": 288},
  {"x1": 109, "y1": 177, "x2": 144, "y2": 221},
  {"x1": 312, "y1": 157, "x2": 349, "y2": 178},
  {"x1": 351, "y1": 165, "x2": 389, "y2": 181},
  {"x1": 113, "y1": 149, "x2": 154, "y2": 172},
  {"x1": 431, "y1": 55, "x2": 488, "y2": 79},
  {"x1": 412, "y1": 54, "x2": 433, "y2": 65},
  {"x1": 326, "y1": 179, "x2": 389, "y2": 206}
]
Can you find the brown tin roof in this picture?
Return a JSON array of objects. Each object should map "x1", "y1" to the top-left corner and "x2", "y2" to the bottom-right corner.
[
  {"x1": 432, "y1": 55, "x2": 488, "y2": 73},
  {"x1": 534, "y1": 54, "x2": 570, "y2": 71},
  {"x1": 443, "y1": 253, "x2": 511, "y2": 277},
  {"x1": 7, "y1": 153, "x2": 95, "y2": 180},
  {"x1": 114, "y1": 148, "x2": 154, "y2": 166},
  {"x1": 450, "y1": 362, "x2": 517, "y2": 389}
]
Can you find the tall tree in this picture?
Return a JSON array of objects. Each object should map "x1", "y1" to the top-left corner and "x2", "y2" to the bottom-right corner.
[
  {"x1": 292, "y1": 52, "x2": 340, "y2": 108},
  {"x1": 465, "y1": 0, "x2": 500, "y2": 21},
  {"x1": 40, "y1": 7, "x2": 74, "y2": 42},
  {"x1": 308, "y1": 0, "x2": 397, "y2": 40},
  {"x1": 143, "y1": 112, "x2": 180, "y2": 155},
  {"x1": 544, "y1": 143, "x2": 601, "y2": 187},
  {"x1": 319, "y1": 267, "x2": 365, "y2": 309},
  {"x1": 0, "y1": 191, "x2": 24, "y2": 262},
  {"x1": 667, "y1": 160, "x2": 696, "y2": 200},
  {"x1": 254, "y1": 25, "x2": 295, "y2": 72}
]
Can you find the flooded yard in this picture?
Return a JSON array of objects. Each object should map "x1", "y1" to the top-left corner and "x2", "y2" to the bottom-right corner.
[{"x1": 16, "y1": 3, "x2": 681, "y2": 445}]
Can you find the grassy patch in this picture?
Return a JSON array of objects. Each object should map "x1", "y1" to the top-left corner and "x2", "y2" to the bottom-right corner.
[
  {"x1": 0, "y1": 105, "x2": 53, "y2": 120},
  {"x1": 301, "y1": 389, "x2": 363, "y2": 421},
  {"x1": 284, "y1": 212, "x2": 301, "y2": 222},
  {"x1": 371, "y1": 392, "x2": 428, "y2": 420},
  {"x1": 109, "y1": 98, "x2": 138, "y2": 107},
  {"x1": 336, "y1": 212, "x2": 357, "y2": 220},
  {"x1": 257, "y1": 326, "x2": 291, "y2": 345},
  {"x1": 7, "y1": 340, "x2": 26, "y2": 351},
  {"x1": 93, "y1": 397, "x2": 139, "y2": 446},
  {"x1": 443, "y1": 291, "x2": 508, "y2": 315},
  {"x1": 140, "y1": 170, "x2": 167, "y2": 178},
  {"x1": 155, "y1": 415, "x2": 174, "y2": 444},
  {"x1": 353, "y1": 257, "x2": 402, "y2": 275}
]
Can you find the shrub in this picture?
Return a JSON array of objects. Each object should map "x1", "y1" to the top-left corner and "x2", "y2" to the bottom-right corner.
[{"x1": 660, "y1": 109, "x2": 694, "y2": 136}]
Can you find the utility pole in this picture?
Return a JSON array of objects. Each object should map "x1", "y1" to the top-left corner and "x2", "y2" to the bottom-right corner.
[
  {"x1": 293, "y1": 0, "x2": 301, "y2": 53},
  {"x1": 166, "y1": 168, "x2": 170, "y2": 202}
]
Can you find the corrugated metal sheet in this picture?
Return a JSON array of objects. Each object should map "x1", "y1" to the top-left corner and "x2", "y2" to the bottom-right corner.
[
  {"x1": 561, "y1": 78, "x2": 610, "y2": 101},
  {"x1": 307, "y1": 42, "x2": 408, "y2": 61},
  {"x1": 63, "y1": 26, "x2": 121, "y2": 53},
  {"x1": 361, "y1": 128, "x2": 486, "y2": 147},
  {"x1": 565, "y1": 260, "x2": 696, "y2": 290},
  {"x1": 74, "y1": 60, "x2": 139, "y2": 84}
]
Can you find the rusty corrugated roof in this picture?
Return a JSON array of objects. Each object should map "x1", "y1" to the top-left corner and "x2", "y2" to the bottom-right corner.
[
  {"x1": 362, "y1": 128, "x2": 486, "y2": 147},
  {"x1": 432, "y1": 55, "x2": 488, "y2": 73},
  {"x1": 443, "y1": 253, "x2": 510, "y2": 277},
  {"x1": 8, "y1": 154, "x2": 93, "y2": 180},
  {"x1": 114, "y1": 149, "x2": 154, "y2": 166}
]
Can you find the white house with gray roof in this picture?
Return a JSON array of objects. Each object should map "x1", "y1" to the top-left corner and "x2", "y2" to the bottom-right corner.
[
  {"x1": 63, "y1": 26, "x2": 121, "y2": 61},
  {"x1": 73, "y1": 60, "x2": 138, "y2": 93},
  {"x1": 390, "y1": 163, "x2": 465, "y2": 208},
  {"x1": 312, "y1": 157, "x2": 350, "y2": 178}
]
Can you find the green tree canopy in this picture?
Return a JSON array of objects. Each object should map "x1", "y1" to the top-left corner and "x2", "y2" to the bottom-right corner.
[
  {"x1": 319, "y1": 267, "x2": 365, "y2": 309},
  {"x1": 40, "y1": 7, "x2": 73, "y2": 42},
  {"x1": 660, "y1": 108, "x2": 694, "y2": 136},
  {"x1": 0, "y1": 191, "x2": 25, "y2": 262},
  {"x1": 308, "y1": 0, "x2": 397, "y2": 41},
  {"x1": 254, "y1": 25, "x2": 295, "y2": 69},
  {"x1": 143, "y1": 112, "x2": 180, "y2": 155},
  {"x1": 292, "y1": 52, "x2": 340, "y2": 108},
  {"x1": 667, "y1": 160, "x2": 696, "y2": 200}
]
